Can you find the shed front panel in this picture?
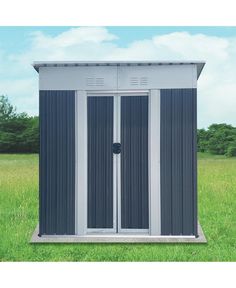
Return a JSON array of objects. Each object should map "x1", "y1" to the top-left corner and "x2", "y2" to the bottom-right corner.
[
  {"x1": 39, "y1": 90, "x2": 75, "y2": 235},
  {"x1": 160, "y1": 88, "x2": 197, "y2": 236}
]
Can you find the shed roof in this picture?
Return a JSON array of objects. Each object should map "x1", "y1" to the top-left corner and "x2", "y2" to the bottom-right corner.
[{"x1": 33, "y1": 61, "x2": 205, "y2": 79}]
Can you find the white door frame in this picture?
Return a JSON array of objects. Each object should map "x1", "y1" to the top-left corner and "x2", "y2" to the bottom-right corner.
[
  {"x1": 86, "y1": 93, "x2": 116, "y2": 234},
  {"x1": 117, "y1": 93, "x2": 149, "y2": 234},
  {"x1": 75, "y1": 90, "x2": 161, "y2": 236}
]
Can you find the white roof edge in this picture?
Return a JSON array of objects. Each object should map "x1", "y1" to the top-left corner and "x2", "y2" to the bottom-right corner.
[{"x1": 32, "y1": 60, "x2": 205, "y2": 79}]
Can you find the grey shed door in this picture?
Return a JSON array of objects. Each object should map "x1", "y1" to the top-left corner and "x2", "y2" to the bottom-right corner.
[
  {"x1": 87, "y1": 95, "x2": 149, "y2": 232},
  {"x1": 87, "y1": 96, "x2": 114, "y2": 229},
  {"x1": 121, "y1": 96, "x2": 149, "y2": 229}
]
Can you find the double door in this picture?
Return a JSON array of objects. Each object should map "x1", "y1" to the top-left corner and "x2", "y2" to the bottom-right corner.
[{"x1": 87, "y1": 94, "x2": 149, "y2": 233}]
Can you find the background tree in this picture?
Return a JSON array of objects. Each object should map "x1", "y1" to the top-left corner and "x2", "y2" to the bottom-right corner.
[
  {"x1": 197, "y1": 128, "x2": 209, "y2": 152},
  {"x1": 197, "y1": 123, "x2": 236, "y2": 157},
  {"x1": 226, "y1": 142, "x2": 236, "y2": 157},
  {"x1": 207, "y1": 124, "x2": 236, "y2": 155},
  {"x1": 0, "y1": 95, "x2": 17, "y2": 119},
  {"x1": 0, "y1": 95, "x2": 39, "y2": 153}
]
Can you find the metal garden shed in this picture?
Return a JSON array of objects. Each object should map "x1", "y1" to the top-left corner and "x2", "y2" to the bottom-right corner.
[{"x1": 32, "y1": 61, "x2": 206, "y2": 243}]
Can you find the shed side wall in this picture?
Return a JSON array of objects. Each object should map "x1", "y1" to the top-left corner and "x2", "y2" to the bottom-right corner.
[
  {"x1": 39, "y1": 90, "x2": 75, "y2": 235},
  {"x1": 160, "y1": 88, "x2": 197, "y2": 236}
]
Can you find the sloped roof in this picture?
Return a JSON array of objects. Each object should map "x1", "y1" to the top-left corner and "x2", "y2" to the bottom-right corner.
[{"x1": 33, "y1": 60, "x2": 205, "y2": 79}]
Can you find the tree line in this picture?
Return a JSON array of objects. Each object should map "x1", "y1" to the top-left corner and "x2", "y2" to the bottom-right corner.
[
  {"x1": 197, "y1": 123, "x2": 236, "y2": 157},
  {"x1": 1, "y1": 95, "x2": 236, "y2": 156},
  {"x1": 0, "y1": 95, "x2": 39, "y2": 153}
]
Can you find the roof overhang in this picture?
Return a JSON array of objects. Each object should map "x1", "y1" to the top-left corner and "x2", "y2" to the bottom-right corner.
[{"x1": 32, "y1": 61, "x2": 205, "y2": 79}]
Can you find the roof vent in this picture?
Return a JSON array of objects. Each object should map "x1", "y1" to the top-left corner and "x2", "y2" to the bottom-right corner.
[
  {"x1": 87, "y1": 77, "x2": 104, "y2": 86},
  {"x1": 140, "y1": 77, "x2": 148, "y2": 86},
  {"x1": 130, "y1": 77, "x2": 139, "y2": 86},
  {"x1": 130, "y1": 77, "x2": 148, "y2": 86},
  {"x1": 95, "y1": 78, "x2": 104, "y2": 86}
]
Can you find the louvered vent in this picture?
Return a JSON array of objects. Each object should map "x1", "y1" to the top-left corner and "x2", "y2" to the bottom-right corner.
[
  {"x1": 96, "y1": 78, "x2": 104, "y2": 86},
  {"x1": 87, "y1": 77, "x2": 94, "y2": 86},
  {"x1": 130, "y1": 77, "x2": 148, "y2": 86},
  {"x1": 130, "y1": 77, "x2": 139, "y2": 86},
  {"x1": 87, "y1": 77, "x2": 104, "y2": 86},
  {"x1": 140, "y1": 77, "x2": 148, "y2": 86}
]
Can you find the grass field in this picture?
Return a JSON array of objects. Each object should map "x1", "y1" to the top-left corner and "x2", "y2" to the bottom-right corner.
[{"x1": 0, "y1": 153, "x2": 235, "y2": 261}]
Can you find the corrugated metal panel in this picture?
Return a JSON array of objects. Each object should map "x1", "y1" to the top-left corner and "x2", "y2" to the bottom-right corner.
[
  {"x1": 39, "y1": 90, "x2": 75, "y2": 235},
  {"x1": 121, "y1": 96, "x2": 149, "y2": 229},
  {"x1": 192, "y1": 89, "x2": 198, "y2": 236},
  {"x1": 160, "y1": 88, "x2": 197, "y2": 236},
  {"x1": 87, "y1": 97, "x2": 114, "y2": 228},
  {"x1": 171, "y1": 89, "x2": 183, "y2": 234}
]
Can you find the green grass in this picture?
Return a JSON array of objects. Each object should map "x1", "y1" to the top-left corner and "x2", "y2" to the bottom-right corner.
[{"x1": 0, "y1": 153, "x2": 235, "y2": 261}]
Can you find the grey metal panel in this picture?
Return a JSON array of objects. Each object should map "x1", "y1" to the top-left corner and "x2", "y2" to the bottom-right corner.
[
  {"x1": 171, "y1": 89, "x2": 183, "y2": 234},
  {"x1": 38, "y1": 64, "x2": 198, "y2": 91},
  {"x1": 182, "y1": 89, "x2": 193, "y2": 235},
  {"x1": 118, "y1": 65, "x2": 197, "y2": 90},
  {"x1": 39, "y1": 90, "x2": 75, "y2": 235},
  {"x1": 39, "y1": 66, "x2": 118, "y2": 90},
  {"x1": 160, "y1": 88, "x2": 197, "y2": 236},
  {"x1": 192, "y1": 89, "x2": 198, "y2": 236},
  {"x1": 160, "y1": 91, "x2": 172, "y2": 234},
  {"x1": 87, "y1": 97, "x2": 114, "y2": 228},
  {"x1": 121, "y1": 96, "x2": 149, "y2": 229}
]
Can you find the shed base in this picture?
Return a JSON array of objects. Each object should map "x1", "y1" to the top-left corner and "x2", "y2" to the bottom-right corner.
[{"x1": 30, "y1": 223, "x2": 206, "y2": 243}]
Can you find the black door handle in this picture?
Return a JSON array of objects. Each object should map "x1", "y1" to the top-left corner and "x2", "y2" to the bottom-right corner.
[{"x1": 113, "y1": 143, "x2": 121, "y2": 154}]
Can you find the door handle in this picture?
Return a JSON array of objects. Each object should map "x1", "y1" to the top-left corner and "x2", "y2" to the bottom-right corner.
[{"x1": 113, "y1": 143, "x2": 121, "y2": 154}]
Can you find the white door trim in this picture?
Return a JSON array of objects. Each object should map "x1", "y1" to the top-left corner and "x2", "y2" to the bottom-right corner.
[
  {"x1": 149, "y1": 89, "x2": 161, "y2": 235},
  {"x1": 87, "y1": 90, "x2": 149, "y2": 95},
  {"x1": 113, "y1": 95, "x2": 120, "y2": 233},
  {"x1": 75, "y1": 90, "x2": 87, "y2": 235},
  {"x1": 117, "y1": 93, "x2": 150, "y2": 234},
  {"x1": 85, "y1": 93, "x2": 117, "y2": 234},
  {"x1": 76, "y1": 90, "x2": 160, "y2": 236}
]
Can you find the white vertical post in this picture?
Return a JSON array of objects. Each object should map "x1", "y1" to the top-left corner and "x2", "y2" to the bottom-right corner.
[
  {"x1": 113, "y1": 95, "x2": 121, "y2": 233},
  {"x1": 113, "y1": 96, "x2": 117, "y2": 231},
  {"x1": 116, "y1": 95, "x2": 121, "y2": 233},
  {"x1": 149, "y1": 89, "x2": 161, "y2": 235},
  {"x1": 75, "y1": 90, "x2": 87, "y2": 235}
]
